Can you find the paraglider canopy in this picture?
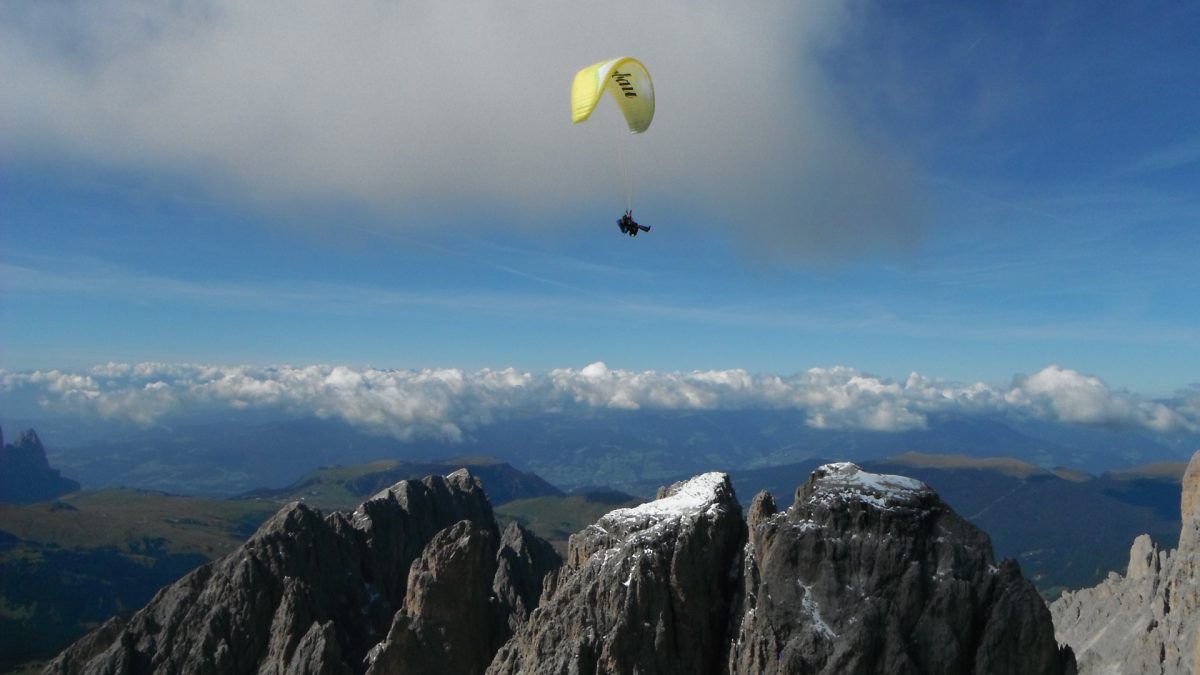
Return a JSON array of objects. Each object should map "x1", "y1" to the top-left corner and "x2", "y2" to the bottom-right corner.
[{"x1": 571, "y1": 57, "x2": 655, "y2": 133}]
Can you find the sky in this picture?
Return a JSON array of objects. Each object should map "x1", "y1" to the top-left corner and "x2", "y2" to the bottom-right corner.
[{"x1": 2, "y1": 0, "x2": 1199, "y2": 420}]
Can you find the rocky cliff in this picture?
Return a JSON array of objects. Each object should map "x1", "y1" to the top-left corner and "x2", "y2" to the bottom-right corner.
[
  {"x1": 1051, "y1": 449, "x2": 1200, "y2": 675},
  {"x1": 729, "y1": 462, "x2": 1073, "y2": 675},
  {"x1": 47, "y1": 464, "x2": 1072, "y2": 675},
  {"x1": 0, "y1": 427, "x2": 80, "y2": 504},
  {"x1": 488, "y1": 472, "x2": 746, "y2": 675},
  {"x1": 43, "y1": 470, "x2": 561, "y2": 675},
  {"x1": 491, "y1": 464, "x2": 1071, "y2": 675}
]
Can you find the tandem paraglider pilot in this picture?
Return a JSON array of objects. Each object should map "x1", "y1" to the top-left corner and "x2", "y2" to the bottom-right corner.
[
  {"x1": 572, "y1": 57, "x2": 656, "y2": 240},
  {"x1": 617, "y1": 210, "x2": 650, "y2": 237}
]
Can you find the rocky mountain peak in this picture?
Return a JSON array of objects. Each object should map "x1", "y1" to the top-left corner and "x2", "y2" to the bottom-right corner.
[
  {"x1": 731, "y1": 461, "x2": 1071, "y2": 674},
  {"x1": 2, "y1": 427, "x2": 49, "y2": 471},
  {"x1": 746, "y1": 489, "x2": 777, "y2": 530},
  {"x1": 45, "y1": 469, "x2": 560, "y2": 675},
  {"x1": 584, "y1": 471, "x2": 734, "y2": 546},
  {"x1": 491, "y1": 472, "x2": 746, "y2": 675},
  {"x1": 0, "y1": 426, "x2": 80, "y2": 504},
  {"x1": 493, "y1": 464, "x2": 1070, "y2": 675},
  {"x1": 46, "y1": 461, "x2": 1073, "y2": 675},
  {"x1": 12, "y1": 428, "x2": 46, "y2": 458},
  {"x1": 801, "y1": 461, "x2": 930, "y2": 510},
  {"x1": 1052, "y1": 448, "x2": 1200, "y2": 675},
  {"x1": 1180, "y1": 451, "x2": 1200, "y2": 550}
]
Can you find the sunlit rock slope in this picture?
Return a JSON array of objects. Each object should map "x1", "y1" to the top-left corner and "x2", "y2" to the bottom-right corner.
[{"x1": 1052, "y1": 449, "x2": 1200, "y2": 675}]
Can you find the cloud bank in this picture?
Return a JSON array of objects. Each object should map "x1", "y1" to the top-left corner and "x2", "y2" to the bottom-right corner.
[
  {"x1": 3, "y1": 363, "x2": 1195, "y2": 442},
  {"x1": 0, "y1": 0, "x2": 920, "y2": 261}
]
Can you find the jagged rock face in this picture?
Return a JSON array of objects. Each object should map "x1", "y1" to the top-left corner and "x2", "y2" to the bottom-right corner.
[
  {"x1": 488, "y1": 472, "x2": 747, "y2": 675},
  {"x1": 46, "y1": 461, "x2": 1072, "y2": 675},
  {"x1": 43, "y1": 470, "x2": 560, "y2": 675},
  {"x1": 492, "y1": 521, "x2": 564, "y2": 633},
  {"x1": 1051, "y1": 449, "x2": 1200, "y2": 675},
  {"x1": 0, "y1": 427, "x2": 81, "y2": 504},
  {"x1": 1180, "y1": 449, "x2": 1200, "y2": 558},
  {"x1": 730, "y1": 463, "x2": 1073, "y2": 675},
  {"x1": 364, "y1": 521, "x2": 499, "y2": 675},
  {"x1": 362, "y1": 519, "x2": 564, "y2": 675}
]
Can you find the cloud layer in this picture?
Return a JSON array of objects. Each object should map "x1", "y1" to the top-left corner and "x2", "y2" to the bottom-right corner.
[
  {"x1": 0, "y1": 0, "x2": 920, "y2": 261},
  {"x1": 3, "y1": 362, "x2": 1195, "y2": 442}
]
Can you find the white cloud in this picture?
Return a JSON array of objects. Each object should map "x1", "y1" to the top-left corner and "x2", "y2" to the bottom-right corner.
[
  {"x1": 0, "y1": 0, "x2": 920, "y2": 261},
  {"x1": 1005, "y1": 365, "x2": 1188, "y2": 433},
  {"x1": 3, "y1": 362, "x2": 1196, "y2": 441}
]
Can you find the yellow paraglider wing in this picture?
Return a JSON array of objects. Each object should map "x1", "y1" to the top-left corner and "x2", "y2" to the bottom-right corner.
[{"x1": 571, "y1": 57, "x2": 655, "y2": 133}]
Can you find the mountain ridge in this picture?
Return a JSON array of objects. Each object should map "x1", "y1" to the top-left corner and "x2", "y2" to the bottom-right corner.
[
  {"x1": 238, "y1": 457, "x2": 562, "y2": 510},
  {"x1": 28, "y1": 409, "x2": 1194, "y2": 498},
  {"x1": 47, "y1": 464, "x2": 1074, "y2": 674}
]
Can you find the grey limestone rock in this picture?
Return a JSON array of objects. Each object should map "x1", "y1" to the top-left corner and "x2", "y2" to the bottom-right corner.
[
  {"x1": 493, "y1": 521, "x2": 564, "y2": 633},
  {"x1": 364, "y1": 520, "x2": 498, "y2": 675},
  {"x1": 42, "y1": 469, "x2": 556, "y2": 675},
  {"x1": 45, "y1": 459, "x2": 1073, "y2": 675},
  {"x1": 729, "y1": 462, "x2": 1073, "y2": 675},
  {"x1": 488, "y1": 472, "x2": 746, "y2": 675},
  {"x1": 1051, "y1": 449, "x2": 1200, "y2": 675},
  {"x1": 360, "y1": 517, "x2": 563, "y2": 675}
]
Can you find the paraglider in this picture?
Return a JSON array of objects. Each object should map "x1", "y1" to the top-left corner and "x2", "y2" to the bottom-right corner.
[
  {"x1": 571, "y1": 57, "x2": 655, "y2": 237},
  {"x1": 571, "y1": 57, "x2": 654, "y2": 132}
]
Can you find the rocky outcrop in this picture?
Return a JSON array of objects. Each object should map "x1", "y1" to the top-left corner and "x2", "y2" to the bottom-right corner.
[
  {"x1": 488, "y1": 472, "x2": 746, "y2": 675},
  {"x1": 364, "y1": 521, "x2": 499, "y2": 675},
  {"x1": 43, "y1": 469, "x2": 560, "y2": 675},
  {"x1": 46, "y1": 462, "x2": 1072, "y2": 675},
  {"x1": 490, "y1": 464, "x2": 1070, "y2": 675},
  {"x1": 0, "y1": 427, "x2": 80, "y2": 504},
  {"x1": 492, "y1": 521, "x2": 564, "y2": 633},
  {"x1": 361, "y1": 520, "x2": 561, "y2": 675},
  {"x1": 1051, "y1": 449, "x2": 1200, "y2": 674},
  {"x1": 729, "y1": 462, "x2": 1073, "y2": 675}
]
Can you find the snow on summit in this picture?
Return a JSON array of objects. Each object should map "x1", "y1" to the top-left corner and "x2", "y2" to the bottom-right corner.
[
  {"x1": 574, "y1": 472, "x2": 735, "y2": 575},
  {"x1": 808, "y1": 462, "x2": 928, "y2": 510},
  {"x1": 598, "y1": 472, "x2": 732, "y2": 533}
]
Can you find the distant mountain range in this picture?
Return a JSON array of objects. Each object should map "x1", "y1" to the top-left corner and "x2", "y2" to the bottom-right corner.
[
  {"x1": 239, "y1": 456, "x2": 563, "y2": 511},
  {"x1": 16, "y1": 409, "x2": 1196, "y2": 498}
]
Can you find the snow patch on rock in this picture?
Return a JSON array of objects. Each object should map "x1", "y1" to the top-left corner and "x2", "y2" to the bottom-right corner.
[
  {"x1": 799, "y1": 583, "x2": 836, "y2": 639},
  {"x1": 600, "y1": 472, "x2": 730, "y2": 530},
  {"x1": 808, "y1": 462, "x2": 928, "y2": 510}
]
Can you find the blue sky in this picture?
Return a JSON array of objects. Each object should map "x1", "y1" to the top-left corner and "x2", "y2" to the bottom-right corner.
[{"x1": 2, "y1": 0, "x2": 1198, "y2": 398}]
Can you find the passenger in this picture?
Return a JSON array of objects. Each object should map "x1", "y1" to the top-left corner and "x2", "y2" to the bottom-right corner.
[{"x1": 617, "y1": 210, "x2": 649, "y2": 236}]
